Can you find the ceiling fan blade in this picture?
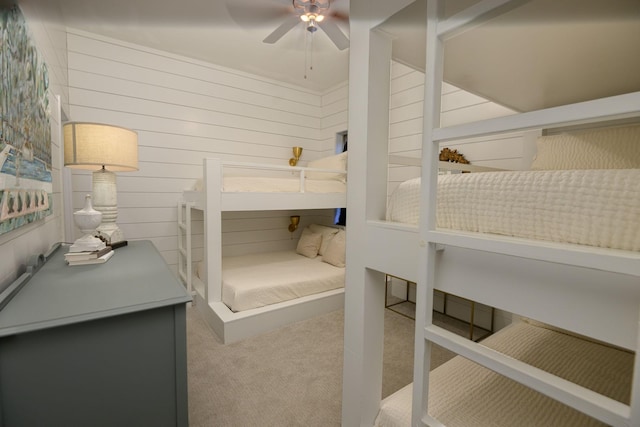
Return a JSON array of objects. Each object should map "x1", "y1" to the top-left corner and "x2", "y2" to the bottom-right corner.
[
  {"x1": 263, "y1": 15, "x2": 301, "y2": 44},
  {"x1": 226, "y1": 1, "x2": 292, "y2": 28},
  {"x1": 318, "y1": 20, "x2": 349, "y2": 50},
  {"x1": 327, "y1": 10, "x2": 349, "y2": 23}
]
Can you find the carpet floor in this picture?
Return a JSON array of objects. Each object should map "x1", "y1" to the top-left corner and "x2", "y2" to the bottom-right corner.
[{"x1": 186, "y1": 306, "x2": 456, "y2": 426}]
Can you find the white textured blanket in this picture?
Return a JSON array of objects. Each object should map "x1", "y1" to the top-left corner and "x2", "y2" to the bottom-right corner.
[
  {"x1": 386, "y1": 169, "x2": 640, "y2": 251},
  {"x1": 222, "y1": 251, "x2": 345, "y2": 312},
  {"x1": 375, "y1": 321, "x2": 633, "y2": 427}
]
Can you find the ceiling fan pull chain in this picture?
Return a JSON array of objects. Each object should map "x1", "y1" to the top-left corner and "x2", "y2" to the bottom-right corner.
[
  {"x1": 309, "y1": 31, "x2": 314, "y2": 72},
  {"x1": 304, "y1": 27, "x2": 309, "y2": 79}
]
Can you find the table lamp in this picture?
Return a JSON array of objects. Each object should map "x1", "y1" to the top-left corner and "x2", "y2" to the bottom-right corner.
[{"x1": 63, "y1": 122, "x2": 138, "y2": 245}]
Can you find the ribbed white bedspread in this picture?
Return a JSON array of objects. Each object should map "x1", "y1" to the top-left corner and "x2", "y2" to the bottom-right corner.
[
  {"x1": 222, "y1": 251, "x2": 345, "y2": 312},
  {"x1": 386, "y1": 169, "x2": 640, "y2": 251},
  {"x1": 375, "y1": 321, "x2": 633, "y2": 427}
]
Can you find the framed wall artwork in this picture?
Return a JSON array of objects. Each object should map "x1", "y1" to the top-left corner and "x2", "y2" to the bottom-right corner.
[{"x1": 0, "y1": 6, "x2": 53, "y2": 236}]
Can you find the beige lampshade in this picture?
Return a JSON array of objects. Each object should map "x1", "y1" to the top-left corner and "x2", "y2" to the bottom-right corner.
[{"x1": 63, "y1": 122, "x2": 138, "y2": 171}]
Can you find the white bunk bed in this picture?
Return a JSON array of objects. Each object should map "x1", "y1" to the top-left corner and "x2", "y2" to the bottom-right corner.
[
  {"x1": 377, "y1": 127, "x2": 640, "y2": 426},
  {"x1": 342, "y1": 0, "x2": 640, "y2": 426},
  {"x1": 178, "y1": 156, "x2": 347, "y2": 344}
]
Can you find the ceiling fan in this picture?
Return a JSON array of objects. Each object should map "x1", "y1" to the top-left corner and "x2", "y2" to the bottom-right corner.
[{"x1": 228, "y1": 0, "x2": 349, "y2": 51}]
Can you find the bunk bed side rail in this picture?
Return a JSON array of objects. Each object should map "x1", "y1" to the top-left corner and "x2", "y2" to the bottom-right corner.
[
  {"x1": 364, "y1": 220, "x2": 419, "y2": 282},
  {"x1": 432, "y1": 91, "x2": 640, "y2": 143},
  {"x1": 215, "y1": 159, "x2": 347, "y2": 194},
  {"x1": 389, "y1": 155, "x2": 504, "y2": 172},
  {"x1": 434, "y1": 243, "x2": 640, "y2": 350}
]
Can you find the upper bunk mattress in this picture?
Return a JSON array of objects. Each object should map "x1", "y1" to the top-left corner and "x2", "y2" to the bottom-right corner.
[
  {"x1": 223, "y1": 177, "x2": 346, "y2": 193},
  {"x1": 375, "y1": 320, "x2": 633, "y2": 427},
  {"x1": 386, "y1": 168, "x2": 640, "y2": 251},
  {"x1": 222, "y1": 250, "x2": 345, "y2": 312}
]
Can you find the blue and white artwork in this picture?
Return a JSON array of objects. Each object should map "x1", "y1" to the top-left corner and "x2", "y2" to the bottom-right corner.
[{"x1": 0, "y1": 6, "x2": 52, "y2": 235}]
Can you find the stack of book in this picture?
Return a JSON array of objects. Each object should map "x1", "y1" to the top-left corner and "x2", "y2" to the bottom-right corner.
[{"x1": 65, "y1": 246, "x2": 114, "y2": 266}]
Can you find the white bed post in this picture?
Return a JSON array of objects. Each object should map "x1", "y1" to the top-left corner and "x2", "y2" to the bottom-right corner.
[
  {"x1": 341, "y1": 25, "x2": 389, "y2": 427},
  {"x1": 630, "y1": 306, "x2": 640, "y2": 425},
  {"x1": 341, "y1": 0, "x2": 405, "y2": 424},
  {"x1": 204, "y1": 158, "x2": 223, "y2": 305},
  {"x1": 413, "y1": 1, "x2": 445, "y2": 425}
]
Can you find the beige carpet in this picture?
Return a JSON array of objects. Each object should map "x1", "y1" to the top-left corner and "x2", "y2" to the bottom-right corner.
[{"x1": 186, "y1": 306, "x2": 456, "y2": 427}]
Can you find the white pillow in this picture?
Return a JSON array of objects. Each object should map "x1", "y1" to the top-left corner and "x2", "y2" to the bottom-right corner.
[
  {"x1": 306, "y1": 151, "x2": 348, "y2": 182},
  {"x1": 323, "y1": 229, "x2": 346, "y2": 268},
  {"x1": 531, "y1": 124, "x2": 640, "y2": 170},
  {"x1": 296, "y1": 227, "x2": 322, "y2": 258},
  {"x1": 309, "y1": 223, "x2": 340, "y2": 256}
]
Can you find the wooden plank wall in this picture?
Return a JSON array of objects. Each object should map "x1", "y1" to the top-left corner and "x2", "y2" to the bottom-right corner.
[
  {"x1": 65, "y1": 30, "x2": 527, "y2": 280},
  {"x1": 66, "y1": 29, "x2": 347, "y2": 274},
  {"x1": 387, "y1": 61, "x2": 534, "y2": 198}
]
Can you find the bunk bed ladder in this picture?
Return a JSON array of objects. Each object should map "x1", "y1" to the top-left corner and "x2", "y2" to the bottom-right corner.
[
  {"x1": 415, "y1": 0, "x2": 640, "y2": 426},
  {"x1": 177, "y1": 200, "x2": 193, "y2": 296}
]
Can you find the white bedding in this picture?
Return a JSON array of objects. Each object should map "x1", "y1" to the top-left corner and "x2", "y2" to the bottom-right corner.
[
  {"x1": 224, "y1": 176, "x2": 346, "y2": 193},
  {"x1": 386, "y1": 168, "x2": 640, "y2": 251},
  {"x1": 221, "y1": 251, "x2": 345, "y2": 312},
  {"x1": 375, "y1": 321, "x2": 633, "y2": 427}
]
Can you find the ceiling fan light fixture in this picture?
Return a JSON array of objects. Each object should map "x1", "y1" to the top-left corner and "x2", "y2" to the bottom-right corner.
[
  {"x1": 263, "y1": 0, "x2": 348, "y2": 51},
  {"x1": 301, "y1": 12, "x2": 324, "y2": 23},
  {"x1": 295, "y1": 0, "x2": 329, "y2": 23},
  {"x1": 306, "y1": 20, "x2": 318, "y2": 33}
]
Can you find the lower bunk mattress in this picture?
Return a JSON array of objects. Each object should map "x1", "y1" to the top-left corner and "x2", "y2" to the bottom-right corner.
[
  {"x1": 220, "y1": 250, "x2": 345, "y2": 312},
  {"x1": 375, "y1": 320, "x2": 633, "y2": 427}
]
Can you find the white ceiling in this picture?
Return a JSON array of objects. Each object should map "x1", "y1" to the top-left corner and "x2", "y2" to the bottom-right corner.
[
  {"x1": 41, "y1": 0, "x2": 351, "y2": 92},
  {"x1": 30, "y1": 0, "x2": 640, "y2": 110},
  {"x1": 380, "y1": 0, "x2": 640, "y2": 112}
]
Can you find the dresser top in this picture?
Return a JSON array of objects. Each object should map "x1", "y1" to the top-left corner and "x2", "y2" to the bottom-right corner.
[{"x1": 0, "y1": 240, "x2": 192, "y2": 337}]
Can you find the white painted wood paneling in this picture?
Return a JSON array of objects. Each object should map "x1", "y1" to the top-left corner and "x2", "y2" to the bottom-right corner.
[
  {"x1": 387, "y1": 60, "x2": 529, "y2": 202},
  {"x1": 320, "y1": 82, "x2": 349, "y2": 156},
  {"x1": 66, "y1": 29, "x2": 346, "y2": 269}
]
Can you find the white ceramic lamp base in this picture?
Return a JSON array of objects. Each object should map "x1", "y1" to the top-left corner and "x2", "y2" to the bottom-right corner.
[
  {"x1": 93, "y1": 168, "x2": 125, "y2": 245},
  {"x1": 70, "y1": 194, "x2": 106, "y2": 253}
]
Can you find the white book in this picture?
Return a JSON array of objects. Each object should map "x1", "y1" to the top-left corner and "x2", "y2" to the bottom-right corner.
[
  {"x1": 65, "y1": 246, "x2": 112, "y2": 261},
  {"x1": 67, "y1": 250, "x2": 115, "y2": 266}
]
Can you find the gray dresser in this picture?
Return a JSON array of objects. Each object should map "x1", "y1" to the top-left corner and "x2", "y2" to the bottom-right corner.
[{"x1": 0, "y1": 240, "x2": 192, "y2": 427}]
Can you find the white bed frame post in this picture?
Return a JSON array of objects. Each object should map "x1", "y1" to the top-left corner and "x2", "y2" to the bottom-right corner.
[
  {"x1": 204, "y1": 157, "x2": 223, "y2": 305},
  {"x1": 341, "y1": 20, "x2": 390, "y2": 427},
  {"x1": 632, "y1": 308, "x2": 640, "y2": 424},
  {"x1": 413, "y1": 0, "x2": 445, "y2": 425},
  {"x1": 342, "y1": 0, "x2": 415, "y2": 424}
]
